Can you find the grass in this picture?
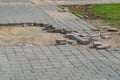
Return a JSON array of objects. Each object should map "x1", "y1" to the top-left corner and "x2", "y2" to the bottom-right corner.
[
  {"x1": 90, "y1": 3, "x2": 120, "y2": 27},
  {"x1": 60, "y1": 3, "x2": 120, "y2": 27}
]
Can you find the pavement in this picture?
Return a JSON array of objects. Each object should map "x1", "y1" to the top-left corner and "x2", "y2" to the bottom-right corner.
[
  {"x1": 0, "y1": 0, "x2": 120, "y2": 80},
  {"x1": 0, "y1": 45, "x2": 120, "y2": 80}
]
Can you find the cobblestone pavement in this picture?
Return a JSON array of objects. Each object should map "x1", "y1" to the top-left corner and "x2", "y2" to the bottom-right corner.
[
  {"x1": 0, "y1": 45, "x2": 120, "y2": 80},
  {"x1": 0, "y1": 0, "x2": 120, "y2": 80}
]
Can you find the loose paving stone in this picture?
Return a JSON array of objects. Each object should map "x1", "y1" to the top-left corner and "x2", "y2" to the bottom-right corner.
[
  {"x1": 56, "y1": 38, "x2": 67, "y2": 45},
  {"x1": 93, "y1": 41, "x2": 103, "y2": 47},
  {"x1": 107, "y1": 28, "x2": 118, "y2": 32},
  {"x1": 77, "y1": 37, "x2": 90, "y2": 45},
  {"x1": 96, "y1": 43, "x2": 111, "y2": 49}
]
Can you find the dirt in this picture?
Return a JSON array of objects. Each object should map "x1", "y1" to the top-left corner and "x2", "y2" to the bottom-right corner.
[{"x1": 0, "y1": 26, "x2": 64, "y2": 46}]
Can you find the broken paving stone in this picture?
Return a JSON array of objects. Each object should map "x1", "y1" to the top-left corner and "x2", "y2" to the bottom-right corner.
[
  {"x1": 107, "y1": 28, "x2": 118, "y2": 32},
  {"x1": 96, "y1": 43, "x2": 111, "y2": 49},
  {"x1": 56, "y1": 38, "x2": 67, "y2": 45}
]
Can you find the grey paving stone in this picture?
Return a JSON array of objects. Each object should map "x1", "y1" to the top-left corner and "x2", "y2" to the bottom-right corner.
[{"x1": 0, "y1": 45, "x2": 120, "y2": 80}]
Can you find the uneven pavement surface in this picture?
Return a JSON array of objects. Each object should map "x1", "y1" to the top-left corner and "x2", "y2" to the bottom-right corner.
[{"x1": 0, "y1": 0, "x2": 120, "y2": 80}]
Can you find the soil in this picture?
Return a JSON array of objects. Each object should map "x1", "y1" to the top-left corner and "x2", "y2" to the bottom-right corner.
[{"x1": 0, "y1": 26, "x2": 64, "y2": 46}]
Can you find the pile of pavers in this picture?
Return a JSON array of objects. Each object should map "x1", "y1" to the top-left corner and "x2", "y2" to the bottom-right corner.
[{"x1": 43, "y1": 23, "x2": 101, "y2": 45}]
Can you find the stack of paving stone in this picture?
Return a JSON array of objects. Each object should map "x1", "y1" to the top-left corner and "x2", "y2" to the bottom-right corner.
[{"x1": 65, "y1": 31, "x2": 100, "y2": 45}]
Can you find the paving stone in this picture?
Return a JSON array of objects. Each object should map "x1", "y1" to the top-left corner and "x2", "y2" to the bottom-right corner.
[
  {"x1": 0, "y1": 45, "x2": 120, "y2": 80},
  {"x1": 76, "y1": 37, "x2": 90, "y2": 45},
  {"x1": 96, "y1": 43, "x2": 111, "y2": 49},
  {"x1": 56, "y1": 38, "x2": 67, "y2": 45}
]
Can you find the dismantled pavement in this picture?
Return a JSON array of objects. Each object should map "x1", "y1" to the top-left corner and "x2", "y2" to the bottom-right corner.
[{"x1": 0, "y1": 0, "x2": 120, "y2": 80}]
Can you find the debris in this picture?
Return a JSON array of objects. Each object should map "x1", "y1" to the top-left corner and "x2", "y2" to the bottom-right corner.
[
  {"x1": 65, "y1": 33, "x2": 78, "y2": 40},
  {"x1": 65, "y1": 33, "x2": 76, "y2": 39},
  {"x1": 107, "y1": 28, "x2": 118, "y2": 32},
  {"x1": 76, "y1": 37, "x2": 90, "y2": 45},
  {"x1": 96, "y1": 43, "x2": 111, "y2": 49},
  {"x1": 56, "y1": 38, "x2": 67, "y2": 45},
  {"x1": 93, "y1": 41, "x2": 102, "y2": 47}
]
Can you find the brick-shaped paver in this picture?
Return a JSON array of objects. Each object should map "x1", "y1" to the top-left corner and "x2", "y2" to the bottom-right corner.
[{"x1": 0, "y1": 45, "x2": 120, "y2": 80}]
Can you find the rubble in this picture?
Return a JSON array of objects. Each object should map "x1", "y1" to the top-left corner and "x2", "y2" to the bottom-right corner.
[
  {"x1": 96, "y1": 43, "x2": 111, "y2": 49},
  {"x1": 107, "y1": 28, "x2": 118, "y2": 32},
  {"x1": 65, "y1": 32, "x2": 79, "y2": 40},
  {"x1": 76, "y1": 37, "x2": 90, "y2": 45},
  {"x1": 93, "y1": 41, "x2": 102, "y2": 47},
  {"x1": 92, "y1": 41, "x2": 111, "y2": 49},
  {"x1": 56, "y1": 38, "x2": 67, "y2": 45}
]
